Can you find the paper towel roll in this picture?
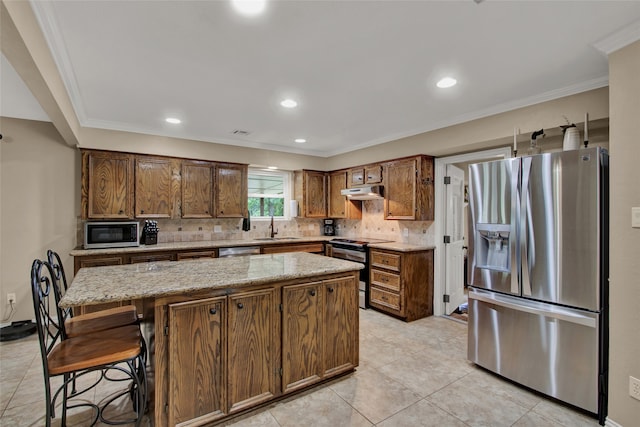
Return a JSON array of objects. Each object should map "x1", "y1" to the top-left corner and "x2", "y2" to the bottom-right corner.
[{"x1": 290, "y1": 200, "x2": 298, "y2": 217}]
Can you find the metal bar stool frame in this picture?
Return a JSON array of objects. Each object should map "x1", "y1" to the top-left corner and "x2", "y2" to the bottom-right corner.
[{"x1": 31, "y1": 259, "x2": 147, "y2": 427}]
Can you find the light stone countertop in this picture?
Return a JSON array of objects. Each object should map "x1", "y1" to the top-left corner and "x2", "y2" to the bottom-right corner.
[
  {"x1": 69, "y1": 236, "x2": 334, "y2": 256},
  {"x1": 61, "y1": 252, "x2": 363, "y2": 308},
  {"x1": 368, "y1": 242, "x2": 436, "y2": 252}
]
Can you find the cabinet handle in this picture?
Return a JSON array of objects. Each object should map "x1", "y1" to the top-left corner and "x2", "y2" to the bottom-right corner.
[
  {"x1": 328, "y1": 287, "x2": 334, "y2": 293},
  {"x1": 220, "y1": 210, "x2": 224, "y2": 214},
  {"x1": 209, "y1": 308, "x2": 217, "y2": 315},
  {"x1": 237, "y1": 303, "x2": 244, "y2": 309},
  {"x1": 310, "y1": 290, "x2": 316, "y2": 296},
  {"x1": 118, "y1": 209, "x2": 124, "y2": 214}
]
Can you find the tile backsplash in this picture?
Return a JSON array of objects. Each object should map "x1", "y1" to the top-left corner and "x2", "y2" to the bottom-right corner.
[{"x1": 78, "y1": 199, "x2": 435, "y2": 246}]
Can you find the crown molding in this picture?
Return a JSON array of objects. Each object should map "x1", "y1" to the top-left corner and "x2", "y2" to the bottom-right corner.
[{"x1": 593, "y1": 19, "x2": 640, "y2": 55}]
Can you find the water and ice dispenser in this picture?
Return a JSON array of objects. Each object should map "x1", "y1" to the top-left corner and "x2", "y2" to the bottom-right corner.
[{"x1": 475, "y1": 224, "x2": 510, "y2": 272}]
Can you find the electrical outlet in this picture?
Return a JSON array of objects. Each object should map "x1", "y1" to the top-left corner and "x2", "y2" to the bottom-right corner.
[
  {"x1": 7, "y1": 293, "x2": 16, "y2": 305},
  {"x1": 630, "y1": 376, "x2": 640, "y2": 401}
]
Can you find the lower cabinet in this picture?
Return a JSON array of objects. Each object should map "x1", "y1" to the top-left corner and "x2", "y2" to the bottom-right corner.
[
  {"x1": 162, "y1": 274, "x2": 358, "y2": 426},
  {"x1": 282, "y1": 276, "x2": 358, "y2": 393},
  {"x1": 369, "y1": 248, "x2": 434, "y2": 321}
]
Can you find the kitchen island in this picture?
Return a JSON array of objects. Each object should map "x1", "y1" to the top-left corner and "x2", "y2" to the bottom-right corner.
[{"x1": 61, "y1": 252, "x2": 363, "y2": 427}]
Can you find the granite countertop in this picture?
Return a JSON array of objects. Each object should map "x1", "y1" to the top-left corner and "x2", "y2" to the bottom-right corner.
[
  {"x1": 368, "y1": 242, "x2": 436, "y2": 252},
  {"x1": 60, "y1": 252, "x2": 363, "y2": 308},
  {"x1": 70, "y1": 236, "x2": 333, "y2": 256}
]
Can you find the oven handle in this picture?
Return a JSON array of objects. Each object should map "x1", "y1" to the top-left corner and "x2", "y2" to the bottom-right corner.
[{"x1": 331, "y1": 246, "x2": 366, "y2": 263}]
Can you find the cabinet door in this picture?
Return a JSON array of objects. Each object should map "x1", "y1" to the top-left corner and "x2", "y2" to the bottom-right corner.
[
  {"x1": 323, "y1": 277, "x2": 359, "y2": 376},
  {"x1": 228, "y1": 289, "x2": 277, "y2": 412},
  {"x1": 328, "y1": 171, "x2": 347, "y2": 218},
  {"x1": 384, "y1": 158, "x2": 417, "y2": 220},
  {"x1": 304, "y1": 171, "x2": 327, "y2": 218},
  {"x1": 85, "y1": 151, "x2": 134, "y2": 219},
  {"x1": 216, "y1": 163, "x2": 247, "y2": 217},
  {"x1": 168, "y1": 297, "x2": 227, "y2": 426},
  {"x1": 282, "y1": 282, "x2": 323, "y2": 393},
  {"x1": 135, "y1": 157, "x2": 172, "y2": 218},
  {"x1": 182, "y1": 161, "x2": 213, "y2": 218},
  {"x1": 365, "y1": 165, "x2": 383, "y2": 184},
  {"x1": 348, "y1": 168, "x2": 365, "y2": 187}
]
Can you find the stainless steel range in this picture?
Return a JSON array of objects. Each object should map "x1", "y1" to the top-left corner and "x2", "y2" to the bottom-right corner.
[{"x1": 327, "y1": 238, "x2": 393, "y2": 308}]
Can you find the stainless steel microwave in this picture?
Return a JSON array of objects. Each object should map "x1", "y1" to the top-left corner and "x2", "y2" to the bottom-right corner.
[{"x1": 84, "y1": 221, "x2": 140, "y2": 249}]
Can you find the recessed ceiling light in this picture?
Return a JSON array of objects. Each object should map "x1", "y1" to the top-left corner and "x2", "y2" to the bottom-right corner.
[
  {"x1": 294, "y1": 138, "x2": 306, "y2": 144},
  {"x1": 267, "y1": 166, "x2": 278, "y2": 170},
  {"x1": 280, "y1": 99, "x2": 298, "y2": 108},
  {"x1": 436, "y1": 77, "x2": 457, "y2": 88},
  {"x1": 165, "y1": 117, "x2": 181, "y2": 124},
  {"x1": 231, "y1": 0, "x2": 266, "y2": 16}
]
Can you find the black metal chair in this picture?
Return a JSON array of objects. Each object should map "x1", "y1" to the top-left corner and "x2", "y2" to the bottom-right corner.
[
  {"x1": 30, "y1": 259, "x2": 147, "y2": 426},
  {"x1": 46, "y1": 250, "x2": 140, "y2": 338}
]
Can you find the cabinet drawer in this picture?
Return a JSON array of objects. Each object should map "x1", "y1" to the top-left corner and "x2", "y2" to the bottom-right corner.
[
  {"x1": 370, "y1": 269, "x2": 400, "y2": 291},
  {"x1": 370, "y1": 251, "x2": 400, "y2": 271},
  {"x1": 130, "y1": 253, "x2": 176, "y2": 264},
  {"x1": 262, "y1": 243, "x2": 324, "y2": 254},
  {"x1": 176, "y1": 250, "x2": 217, "y2": 260},
  {"x1": 370, "y1": 286, "x2": 401, "y2": 311}
]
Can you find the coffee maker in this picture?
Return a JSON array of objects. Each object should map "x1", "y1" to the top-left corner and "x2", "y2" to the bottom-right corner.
[{"x1": 323, "y1": 219, "x2": 335, "y2": 236}]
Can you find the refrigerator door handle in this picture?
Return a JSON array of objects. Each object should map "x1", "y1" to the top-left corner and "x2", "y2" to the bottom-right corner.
[
  {"x1": 470, "y1": 289, "x2": 597, "y2": 328},
  {"x1": 510, "y1": 159, "x2": 520, "y2": 294},
  {"x1": 520, "y1": 157, "x2": 532, "y2": 296}
]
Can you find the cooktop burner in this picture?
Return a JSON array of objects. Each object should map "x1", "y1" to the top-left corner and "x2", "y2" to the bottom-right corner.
[{"x1": 329, "y1": 237, "x2": 393, "y2": 246}]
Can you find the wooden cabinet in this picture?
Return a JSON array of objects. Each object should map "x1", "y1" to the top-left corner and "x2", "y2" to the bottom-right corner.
[
  {"x1": 215, "y1": 163, "x2": 247, "y2": 218},
  {"x1": 227, "y1": 289, "x2": 277, "y2": 412},
  {"x1": 282, "y1": 282, "x2": 323, "y2": 393},
  {"x1": 176, "y1": 250, "x2": 217, "y2": 260},
  {"x1": 135, "y1": 156, "x2": 174, "y2": 218},
  {"x1": 82, "y1": 150, "x2": 134, "y2": 219},
  {"x1": 182, "y1": 161, "x2": 214, "y2": 218},
  {"x1": 168, "y1": 297, "x2": 227, "y2": 426},
  {"x1": 348, "y1": 164, "x2": 383, "y2": 187},
  {"x1": 282, "y1": 277, "x2": 358, "y2": 393},
  {"x1": 261, "y1": 242, "x2": 324, "y2": 254},
  {"x1": 294, "y1": 170, "x2": 327, "y2": 218},
  {"x1": 328, "y1": 171, "x2": 362, "y2": 219},
  {"x1": 321, "y1": 276, "x2": 359, "y2": 376},
  {"x1": 369, "y1": 248, "x2": 434, "y2": 321},
  {"x1": 129, "y1": 252, "x2": 176, "y2": 264},
  {"x1": 364, "y1": 164, "x2": 383, "y2": 184},
  {"x1": 383, "y1": 155, "x2": 434, "y2": 221}
]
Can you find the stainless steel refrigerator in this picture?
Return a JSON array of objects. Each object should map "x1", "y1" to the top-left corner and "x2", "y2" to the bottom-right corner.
[{"x1": 467, "y1": 147, "x2": 608, "y2": 424}]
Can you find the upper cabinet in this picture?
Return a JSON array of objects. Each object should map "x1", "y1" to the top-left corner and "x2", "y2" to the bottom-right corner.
[
  {"x1": 294, "y1": 170, "x2": 327, "y2": 218},
  {"x1": 215, "y1": 163, "x2": 247, "y2": 218},
  {"x1": 383, "y1": 155, "x2": 434, "y2": 221},
  {"x1": 182, "y1": 161, "x2": 214, "y2": 218},
  {"x1": 348, "y1": 164, "x2": 383, "y2": 188},
  {"x1": 135, "y1": 156, "x2": 175, "y2": 218},
  {"x1": 327, "y1": 170, "x2": 361, "y2": 219},
  {"x1": 81, "y1": 149, "x2": 248, "y2": 220},
  {"x1": 82, "y1": 150, "x2": 134, "y2": 219}
]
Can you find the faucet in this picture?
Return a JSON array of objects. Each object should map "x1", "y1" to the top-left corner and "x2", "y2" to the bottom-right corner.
[{"x1": 269, "y1": 215, "x2": 278, "y2": 238}]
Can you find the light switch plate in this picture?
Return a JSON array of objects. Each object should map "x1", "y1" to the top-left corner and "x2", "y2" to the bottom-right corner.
[
  {"x1": 632, "y1": 207, "x2": 640, "y2": 228},
  {"x1": 214, "y1": 225, "x2": 222, "y2": 233}
]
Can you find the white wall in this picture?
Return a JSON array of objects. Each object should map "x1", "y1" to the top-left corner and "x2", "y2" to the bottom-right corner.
[
  {"x1": 607, "y1": 39, "x2": 640, "y2": 427},
  {"x1": 0, "y1": 118, "x2": 80, "y2": 322}
]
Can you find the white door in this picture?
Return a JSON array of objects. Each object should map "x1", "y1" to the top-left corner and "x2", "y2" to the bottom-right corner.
[{"x1": 444, "y1": 164, "x2": 466, "y2": 315}]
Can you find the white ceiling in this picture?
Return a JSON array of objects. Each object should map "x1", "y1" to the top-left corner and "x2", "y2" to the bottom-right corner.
[{"x1": 5, "y1": 1, "x2": 640, "y2": 156}]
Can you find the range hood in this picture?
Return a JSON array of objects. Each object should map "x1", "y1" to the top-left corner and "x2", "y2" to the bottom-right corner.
[{"x1": 340, "y1": 185, "x2": 383, "y2": 200}]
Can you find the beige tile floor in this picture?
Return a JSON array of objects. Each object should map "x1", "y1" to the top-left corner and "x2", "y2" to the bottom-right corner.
[{"x1": 0, "y1": 309, "x2": 600, "y2": 427}]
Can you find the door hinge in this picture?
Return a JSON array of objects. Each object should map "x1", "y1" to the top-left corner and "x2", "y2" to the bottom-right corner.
[
  {"x1": 164, "y1": 325, "x2": 169, "y2": 336},
  {"x1": 443, "y1": 235, "x2": 451, "y2": 244},
  {"x1": 443, "y1": 294, "x2": 450, "y2": 303},
  {"x1": 279, "y1": 303, "x2": 283, "y2": 312},
  {"x1": 444, "y1": 176, "x2": 451, "y2": 185},
  {"x1": 164, "y1": 403, "x2": 169, "y2": 413}
]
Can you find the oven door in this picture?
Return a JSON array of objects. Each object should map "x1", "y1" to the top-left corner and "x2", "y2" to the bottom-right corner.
[{"x1": 330, "y1": 246, "x2": 368, "y2": 309}]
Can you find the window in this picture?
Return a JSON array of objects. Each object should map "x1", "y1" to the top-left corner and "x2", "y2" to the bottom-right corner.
[{"x1": 247, "y1": 169, "x2": 292, "y2": 219}]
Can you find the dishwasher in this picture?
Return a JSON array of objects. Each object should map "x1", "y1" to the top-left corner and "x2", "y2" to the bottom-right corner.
[{"x1": 218, "y1": 246, "x2": 261, "y2": 257}]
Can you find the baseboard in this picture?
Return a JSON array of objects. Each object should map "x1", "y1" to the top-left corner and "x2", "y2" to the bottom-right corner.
[{"x1": 605, "y1": 417, "x2": 623, "y2": 427}]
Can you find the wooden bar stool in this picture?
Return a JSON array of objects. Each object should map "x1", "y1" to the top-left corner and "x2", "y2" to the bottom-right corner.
[
  {"x1": 47, "y1": 250, "x2": 139, "y2": 338},
  {"x1": 31, "y1": 259, "x2": 147, "y2": 427}
]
